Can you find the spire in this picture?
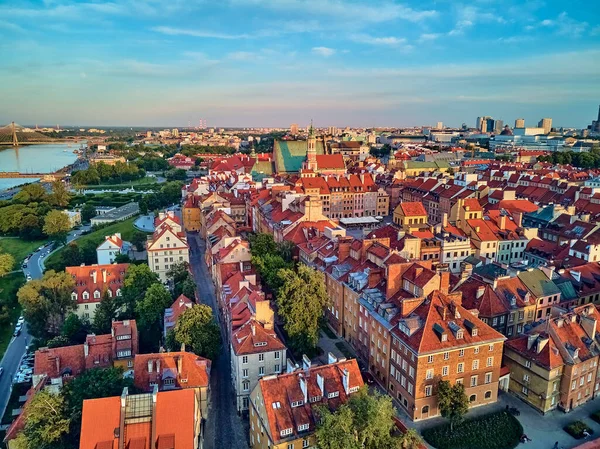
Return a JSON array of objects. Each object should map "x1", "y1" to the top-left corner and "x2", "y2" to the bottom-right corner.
[{"x1": 309, "y1": 119, "x2": 314, "y2": 137}]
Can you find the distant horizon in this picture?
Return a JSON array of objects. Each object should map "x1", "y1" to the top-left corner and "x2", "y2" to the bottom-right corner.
[{"x1": 1, "y1": 1, "x2": 599, "y2": 128}]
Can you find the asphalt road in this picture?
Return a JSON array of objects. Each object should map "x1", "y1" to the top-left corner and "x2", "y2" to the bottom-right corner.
[
  {"x1": 0, "y1": 224, "x2": 91, "y2": 420},
  {"x1": 188, "y1": 232, "x2": 249, "y2": 449}
]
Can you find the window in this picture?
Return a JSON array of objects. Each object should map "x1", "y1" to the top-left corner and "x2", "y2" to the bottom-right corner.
[
  {"x1": 298, "y1": 423, "x2": 309, "y2": 432},
  {"x1": 303, "y1": 439, "x2": 309, "y2": 448},
  {"x1": 459, "y1": 349, "x2": 464, "y2": 357},
  {"x1": 522, "y1": 386, "x2": 528, "y2": 395},
  {"x1": 274, "y1": 364, "x2": 280, "y2": 373},
  {"x1": 486, "y1": 357, "x2": 493, "y2": 367},
  {"x1": 259, "y1": 366, "x2": 265, "y2": 376},
  {"x1": 281, "y1": 429, "x2": 293, "y2": 437},
  {"x1": 258, "y1": 354, "x2": 264, "y2": 362},
  {"x1": 489, "y1": 344, "x2": 494, "y2": 351},
  {"x1": 469, "y1": 394, "x2": 476, "y2": 402},
  {"x1": 426, "y1": 369, "x2": 434, "y2": 380},
  {"x1": 425, "y1": 385, "x2": 432, "y2": 397},
  {"x1": 428, "y1": 355, "x2": 434, "y2": 363},
  {"x1": 525, "y1": 360, "x2": 531, "y2": 368},
  {"x1": 163, "y1": 378, "x2": 175, "y2": 386},
  {"x1": 474, "y1": 346, "x2": 480, "y2": 354},
  {"x1": 242, "y1": 369, "x2": 248, "y2": 378},
  {"x1": 408, "y1": 383, "x2": 414, "y2": 395},
  {"x1": 443, "y1": 351, "x2": 449, "y2": 360},
  {"x1": 523, "y1": 374, "x2": 530, "y2": 382},
  {"x1": 275, "y1": 351, "x2": 280, "y2": 359},
  {"x1": 243, "y1": 381, "x2": 250, "y2": 391},
  {"x1": 242, "y1": 356, "x2": 248, "y2": 364},
  {"x1": 485, "y1": 372, "x2": 492, "y2": 384},
  {"x1": 485, "y1": 390, "x2": 492, "y2": 399},
  {"x1": 471, "y1": 375, "x2": 478, "y2": 387},
  {"x1": 472, "y1": 360, "x2": 479, "y2": 370},
  {"x1": 409, "y1": 366, "x2": 415, "y2": 379},
  {"x1": 442, "y1": 366, "x2": 449, "y2": 377},
  {"x1": 457, "y1": 363, "x2": 464, "y2": 374},
  {"x1": 572, "y1": 381, "x2": 577, "y2": 391}
]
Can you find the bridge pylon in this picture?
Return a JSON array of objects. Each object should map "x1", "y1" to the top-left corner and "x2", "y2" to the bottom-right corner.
[{"x1": 11, "y1": 122, "x2": 18, "y2": 146}]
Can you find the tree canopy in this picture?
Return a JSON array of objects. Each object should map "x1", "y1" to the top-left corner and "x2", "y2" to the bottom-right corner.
[
  {"x1": 119, "y1": 263, "x2": 160, "y2": 317},
  {"x1": 171, "y1": 304, "x2": 221, "y2": 360},
  {"x1": 16, "y1": 390, "x2": 71, "y2": 449},
  {"x1": 437, "y1": 380, "x2": 469, "y2": 431},
  {"x1": 277, "y1": 264, "x2": 329, "y2": 355},
  {"x1": 43, "y1": 210, "x2": 71, "y2": 244},
  {"x1": 49, "y1": 181, "x2": 71, "y2": 208},
  {"x1": 135, "y1": 283, "x2": 173, "y2": 351},
  {"x1": 0, "y1": 252, "x2": 15, "y2": 277},
  {"x1": 17, "y1": 270, "x2": 76, "y2": 338}
]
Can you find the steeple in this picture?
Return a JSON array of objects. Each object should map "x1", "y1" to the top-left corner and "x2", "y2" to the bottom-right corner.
[{"x1": 306, "y1": 119, "x2": 317, "y2": 171}]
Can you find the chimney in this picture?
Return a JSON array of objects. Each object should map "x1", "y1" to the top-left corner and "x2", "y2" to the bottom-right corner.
[
  {"x1": 118, "y1": 388, "x2": 128, "y2": 449},
  {"x1": 176, "y1": 356, "x2": 182, "y2": 375},
  {"x1": 302, "y1": 354, "x2": 311, "y2": 372},
  {"x1": 499, "y1": 215, "x2": 506, "y2": 230},
  {"x1": 156, "y1": 359, "x2": 161, "y2": 373},
  {"x1": 436, "y1": 265, "x2": 450, "y2": 294},
  {"x1": 316, "y1": 373, "x2": 324, "y2": 397},
  {"x1": 84, "y1": 340, "x2": 89, "y2": 358},
  {"x1": 299, "y1": 374, "x2": 308, "y2": 404},
  {"x1": 102, "y1": 269, "x2": 107, "y2": 283},
  {"x1": 150, "y1": 385, "x2": 158, "y2": 449},
  {"x1": 476, "y1": 286, "x2": 485, "y2": 299},
  {"x1": 512, "y1": 211, "x2": 523, "y2": 228},
  {"x1": 342, "y1": 368, "x2": 350, "y2": 395},
  {"x1": 55, "y1": 355, "x2": 60, "y2": 376},
  {"x1": 91, "y1": 270, "x2": 97, "y2": 284},
  {"x1": 327, "y1": 352, "x2": 338, "y2": 365},
  {"x1": 368, "y1": 269, "x2": 383, "y2": 288},
  {"x1": 251, "y1": 324, "x2": 256, "y2": 336},
  {"x1": 442, "y1": 213, "x2": 448, "y2": 228},
  {"x1": 148, "y1": 359, "x2": 153, "y2": 373}
]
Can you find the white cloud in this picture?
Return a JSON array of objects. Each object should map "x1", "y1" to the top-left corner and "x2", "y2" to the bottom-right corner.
[
  {"x1": 418, "y1": 33, "x2": 440, "y2": 42},
  {"x1": 0, "y1": 20, "x2": 24, "y2": 32},
  {"x1": 349, "y1": 34, "x2": 407, "y2": 46},
  {"x1": 538, "y1": 12, "x2": 588, "y2": 36},
  {"x1": 229, "y1": 0, "x2": 437, "y2": 24},
  {"x1": 227, "y1": 51, "x2": 260, "y2": 61},
  {"x1": 312, "y1": 46, "x2": 335, "y2": 57},
  {"x1": 152, "y1": 26, "x2": 251, "y2": 39},
  {"x1": 448, "y1": 5, "x2": 505, "y2": 36}
]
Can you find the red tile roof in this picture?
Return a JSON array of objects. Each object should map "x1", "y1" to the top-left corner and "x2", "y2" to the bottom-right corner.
[
  {"x1": 400, "y1": 202, "x2": 427, "y2": 217},
  {"x1": 133, "y1": 352, "x2": 211, "y2": 392},
  {"x1": 66, "y1": 263, "x2": 129, "y2": 304},
  {"x1": 231, "y1": 320, "x2": 286, "y2": 355}
]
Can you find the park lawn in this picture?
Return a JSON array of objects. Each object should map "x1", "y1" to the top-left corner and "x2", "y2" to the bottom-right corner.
[
  {"x1": 0, "y1": 273, "x2": 25, "y2": 357},
  {"x1": 45, "y1": 217, "x2": 144, "y2": 269},
  {"x1": 422, "y1": 411, "x2": 523, "y2": 449},
  {"x1": 0, "y1": 238, "x2": 47, "y2": 265}
]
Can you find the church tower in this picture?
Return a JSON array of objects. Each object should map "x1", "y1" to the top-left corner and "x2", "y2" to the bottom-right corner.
[{"x1": 306, "y1": 120, "x2": 318, "y2": 171}]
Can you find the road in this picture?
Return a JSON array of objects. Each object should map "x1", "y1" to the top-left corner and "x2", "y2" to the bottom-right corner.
[
  {"x1": 188, "y1": 232, "x2": 249, "y2": 449},
  {"x1": 0, "y1": 224, "x2": 91, "y2": 420}
]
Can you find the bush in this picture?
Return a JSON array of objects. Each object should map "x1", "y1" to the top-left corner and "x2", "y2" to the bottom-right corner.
[
  {"x1": 564, "y1": 421, "x2": 593, "y2": 439},
  {"x1": 422, "y1": 411, "x2": 522, "y2": 449}
]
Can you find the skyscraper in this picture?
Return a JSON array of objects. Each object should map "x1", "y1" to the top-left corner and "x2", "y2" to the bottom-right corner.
[
  {"x1": 290, "y1": 123, "x2": 299, "y2": 135},
  {"x1": 515, "y1": 118, "x2": 525, "y2": 128},
  {"x1": 436, "y1": 121, "x2": 443, "y2": 130},
  {"x1": 476, "y1": 116, "x2": 494, "y2": 133},
  {"x1": 537, "y1": 118, "x2": 552, "y2": 134},
  {"x1": 494, "y1": 120, "x2": 504, "y2": 134}
]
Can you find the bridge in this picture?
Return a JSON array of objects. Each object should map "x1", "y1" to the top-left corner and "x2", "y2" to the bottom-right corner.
[{"x1": 0, "y1": 171, "x2": 67, "y2": 180}]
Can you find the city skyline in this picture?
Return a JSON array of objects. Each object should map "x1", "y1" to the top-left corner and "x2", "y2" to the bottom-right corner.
[{"x1": 1, "y1": 0, "x2": 599, "y2": 127}]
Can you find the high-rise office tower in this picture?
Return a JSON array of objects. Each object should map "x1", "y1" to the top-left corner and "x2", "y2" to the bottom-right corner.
[
  {"x1": 436, "y1": 121, "x2": 443, "y2": 129},
  {"x1": 494, "y1": 120, "x2": 504, "y2": 134},
  {"x1": 476, "y1": 116, "x2": 494, "y2": 133},
  {"x1": 538, "y1": 118, "x2": 552, "y2": 134},
  {"x1": 515, "y1": 118, "x2": 525, "y2": 128}
]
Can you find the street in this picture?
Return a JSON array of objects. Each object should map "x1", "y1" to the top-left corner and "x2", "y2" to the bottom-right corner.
[
  {"x1": 0, "y1": 224, "x2": 91, "y2": 421},
  {"x1": 188, "y1": 232, "x2": 249, "y2": 449}
]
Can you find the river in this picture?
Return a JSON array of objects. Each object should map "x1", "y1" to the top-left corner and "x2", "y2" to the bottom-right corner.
[{"x1": 0, "y1": 142, "x2": 81, "y2": 191}]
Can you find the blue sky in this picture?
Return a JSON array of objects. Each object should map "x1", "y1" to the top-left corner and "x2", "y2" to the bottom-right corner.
[{"x1": 0, "y1": 0, "x2": 599, "y2": 128}]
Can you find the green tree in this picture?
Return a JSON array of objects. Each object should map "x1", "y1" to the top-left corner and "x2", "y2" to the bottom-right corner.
[
  {"x1": 0, "y1": 253, "x2": 15, "y2": 277},
  {"x1": 249, "y1": 233, "x2": 278, "y2": 255},
  {"x1": 181, "y1": 277, "x2": 196, "y2": 299},
  {"x1": 165, "y1": 168, "x2": 187, "y2": 181},
  {"x1": 47, "y1": 335, "x2": 71, "y2": 348},
  {"x1": 114, "y1": 253, "x2": 131, "y2": 263},
  {"x1": 80, "y1": 203, "x2": 96, "y2": 223},
  {"x1": 277, "y1": 240, "x2": 296, "y2": 262},
  {"x1": 43, "y1": 210, "x2": 71, "y2": 244},
  {"x1": 166, "y1": 261, "x2": 190, "y2": 285},
  {"x1": 19, "y1": 390, "x2": 70, "y2": 449},
  {"x1": 252, "y1": 253, "x2": 292, "y2": 292},
  {"x1": 48, "y1": 181, "x2": 71, "y2": 208},
  {"x1": 61, "y1": 243, "x2": 83, "y2": 267},
  {"x1": 437, "y1": 380, "x2": 469, "y2": 431},
  {"x1": 93, "y1": 291, "x2": 118, "y2": 334},
  {"x1": 17, "y1": 270, "x2": 76, "y2": 339},
  {"x1": 13, "y1": 183, "x2": 48, "y2": 204},
  {"x1": 119, "y1": 264, "x2": 160, "y2": 317},
  {"x1": 316, "y1": 404, "x2": 359, "y2": 449},
  {"x1": 173, "y1": 304, "x2": 221, "y2": 360},
  {"x1": 61, "y1": 313, "x2": 89, "y2": 344},
  {"x1": 131, "y1": 230, "x2": 148, "y2": 252},
  {"x1": 277, "y1": 264, "x2": 329, "y2": 355},
  {"x1": 135, "y1": 283, "x2": 172, "y2": 351},
  {"x1": 63, "y1": 367, "x2": 133, "y2": 447},
  {"x1": 161, "y1": 181, "x2": 184, "y2": 205},
  {"x1": 18, "y1": 213, "x2": 44, "y2": 240}
]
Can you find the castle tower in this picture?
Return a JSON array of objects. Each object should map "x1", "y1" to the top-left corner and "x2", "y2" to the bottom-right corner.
[{"x1": 306, "y1": 120, "x2": 318, "y2": 171}]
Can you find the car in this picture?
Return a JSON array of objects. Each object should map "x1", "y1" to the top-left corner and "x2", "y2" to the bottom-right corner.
[
  {"x1": 17, "y1": 316, "x2": 24, "y2": 325},
  {"x1": 26, "y1": 275, "x2": 32, "y2": 281},
  {"x1": 360, "y1": 370, "x2": 375, "y2": 385},
  {"x1": 22, "y1": 263, "x2": 27, "y2": 269},
  {"x1": 0, "y1": 367, "x2": 4, "y2": 377},
  {"x1": 19, "y1": 368, "x2": 32, "y2": 375},
  {"x1": 13, "y1": 328, "x2": 21, "y2": 337}
]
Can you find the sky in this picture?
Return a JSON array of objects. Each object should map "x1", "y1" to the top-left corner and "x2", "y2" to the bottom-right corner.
[{"x1": 0, "y1": 0, "x2": 599, "y2": 128}]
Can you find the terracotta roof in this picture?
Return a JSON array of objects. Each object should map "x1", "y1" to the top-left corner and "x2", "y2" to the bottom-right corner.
[
  {"x1": 257, "y1": 359, "x2": 363, "y2": 445},
  {"x1": 316, "y1": 154, "x2": 345, "y2": 170},
  {"x1": 133, "y1": 351, "x2": 211, "y2": 392},
  {"x1": 399, "y1": 202, "x2": 427, "y2": 217},
  {"x1": 79, "y1": 389, "x2": 197, "y2": 449},
  {"x1": 66, "y1": 263, "x2": 129, "y2": 304},
  {"x1": 164, "y1": 295, "x2": 194, "y2": 331},
  {"x1": 231, "y1": 320, "x2": 286, "y2": 355}
]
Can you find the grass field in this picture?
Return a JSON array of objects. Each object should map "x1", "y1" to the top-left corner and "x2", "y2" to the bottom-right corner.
[
  {"x1": 0, "y1": 272, "x2": 25, "y2": 356},
  {"x1": 44, "y1": 217, "x2": 144, "y2": 268},
  {"x1": 0, "y1": 238, "x2": 47, "y2": 264}
]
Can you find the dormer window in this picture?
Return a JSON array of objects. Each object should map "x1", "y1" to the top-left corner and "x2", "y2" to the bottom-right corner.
[
  {"x1": 94, "y1": 290, "x2": 101, "y2": 299},
  {"x1": 298, "y1": 424, "x2": 309, "y2": 432},
  {"x1": 280, "y1": 428, "x2": 293, "y2": 437},
  {"x1": 82, "y1": 291, "x2": 90, "y2": 300},
  {"x1": 291, "y1": 400, "x2": 304, "y2": 407},
  {"x1": 309, "y1": 396, "x2": 321, "y2": 403},
  {"x1": 327, "y1": 391, "x2": 339, "y2": 399},
  {"x1": 456, "y1": 330, "x2": 464, "y2": 339},
  {"x1": 71, "y1": 292, "x2": 78, "y2": 301},
  {"x1": 254, "y1": 342, "x2": 267, "y2": 347}
]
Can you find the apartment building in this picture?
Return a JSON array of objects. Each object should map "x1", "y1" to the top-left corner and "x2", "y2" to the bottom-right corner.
[
  {"x1": 147, "y1": 220, "x2": 190, "y2": 282},
  {"x1": 504, "y1": 305, "x2": 600, "y2": 413},
  {"x1": 388, "y1": 291, "x2": 505, "y2": 421},
  {"x1": 66, "y1": 263, "x2": 128, "y2": 319},
  {"x1": 249, "y1": 357, "x2": 363, "y2": 449}
]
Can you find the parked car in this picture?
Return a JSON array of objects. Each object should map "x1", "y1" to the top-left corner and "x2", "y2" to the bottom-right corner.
[
  {"x1": 17, "y1": 316, "x2": 24, "y2": 325},
  {"x1": 0, "y1": 367, "x2": 4, "y2": 377}
]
